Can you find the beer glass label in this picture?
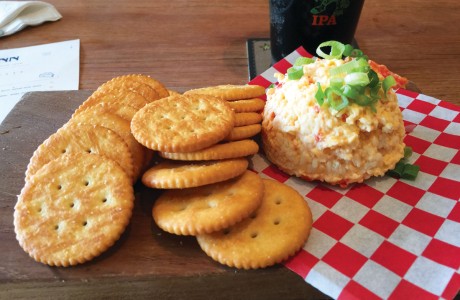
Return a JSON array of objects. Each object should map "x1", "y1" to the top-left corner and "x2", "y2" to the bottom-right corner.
[{"x1": 311, "y1": 0, "x2": 351, "y2": 26}]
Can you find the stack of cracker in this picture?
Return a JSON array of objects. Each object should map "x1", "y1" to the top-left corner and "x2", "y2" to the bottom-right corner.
[
  {"x1": 131, "y1": 84, "x2": 313, "y2": 269},
  {"x1": 14, "y1": 74, "x2": 170, "y2": 267}
]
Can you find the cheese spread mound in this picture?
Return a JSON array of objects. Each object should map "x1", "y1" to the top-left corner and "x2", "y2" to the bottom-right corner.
[{"x1": 261, "y1": 58, "x2": 405, "y2": 187}]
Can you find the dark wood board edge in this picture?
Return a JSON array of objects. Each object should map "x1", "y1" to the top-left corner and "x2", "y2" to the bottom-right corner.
[{"x1": 1, "y1": 268, "x2": 330, "y2": 300}]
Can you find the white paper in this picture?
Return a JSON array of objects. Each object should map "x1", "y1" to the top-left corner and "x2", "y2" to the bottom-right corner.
[{"x1": 0, "y1": 39, "x2": 79, "y2": 124}]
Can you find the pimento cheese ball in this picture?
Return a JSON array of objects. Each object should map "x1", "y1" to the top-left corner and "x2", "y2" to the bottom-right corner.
[{"x1": 261, "y1": 58, "x2": 405, "y2": 187}]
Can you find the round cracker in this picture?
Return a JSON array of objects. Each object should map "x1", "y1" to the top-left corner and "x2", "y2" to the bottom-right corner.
[
  {"x1": 184, "y1": 84, "x2": 265, "y2": 101},
  {"x1": 228, "y1": 98, "x2": 265, "y2": 113},
  {"x1": 97, "y1": 76, "x2": 160, "y2": 103},
  {"x1": 74, "y1": 102, "x2": 138, "y2": 122},
  {"x1": 225, "y1": 124, "x2": 262, "y2": 141},
  {"x1": 106, "y1": 74, "x2": 169, "y2": 99},
  {"x1": 234, "y1": 112, "x2": 262, "y2": 127},
  {"x1": 15, "y1": 153, "x2": 134, "y2": 267},
  {"x1": 142, "y1": 158, "x2": 248, "y2": 189},
  {"x1": 69, "y1": 110, "x2": 145, "y2": 182},
  {"x1": 196, "y1": 179, "x2": 313, "y2": 269},
  {"x1": 74, "y1": 87, "x2": 149, "y2": 116},
  {"x1": 153, "y1": 171, "x2": 264, "y2": 235},
  {"x1": 131, "y1": 94, "x2": 235, "y2": 153},
  {"x1": 159, "y1": 140, "x2": 259, "y2": 161},
  {"x1": 25, "y1": 124, "x2": 134, "y2": 182}
]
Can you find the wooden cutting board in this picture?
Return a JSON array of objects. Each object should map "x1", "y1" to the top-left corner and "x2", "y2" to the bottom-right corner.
[{"x1": 0, "y1": 91, "x2": 328, "y2": 299}]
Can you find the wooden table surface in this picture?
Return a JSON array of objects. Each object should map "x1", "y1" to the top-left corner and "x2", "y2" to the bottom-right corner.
[
  {"x1": 1, "y1": 0, "x2": 459, "y2": 104},
  {"x1": 1, "y1": 0, "x2": 459, "y2": 299}
]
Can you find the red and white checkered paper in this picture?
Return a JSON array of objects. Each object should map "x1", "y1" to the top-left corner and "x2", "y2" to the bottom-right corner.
[{"x1": 248, "y1": 47, "x2": 460, "y2": 300}]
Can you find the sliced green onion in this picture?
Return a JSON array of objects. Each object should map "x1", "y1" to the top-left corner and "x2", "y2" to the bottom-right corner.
[
  {"x1": 354, "y1": 94, "x2": 373, "y2": 106},
  {"x1": 343, "y1": 44, "x2": 354, "y2": 57},
  {"x1": 344, "y1": 72, "x2": 370, "y2": 86},
  {"x1": 326, "y1": 87, "x2": 349, "y2": 111},
  {"x1": 329, "y1": 59, "x2": 369, "y2": 76},
  {"x1": 287, "y1": 66, "x2": 304, "y2": 80},
  {"x1": 294, "y1": 57, "x2": 315, "y2": 66},
  {"x1": 315, "y1": 82, "x2": 325, "y2": 106},
  {"x1": 404, "y1": 146, "x2": 413, "y2": 159},
  {"x1": 368, "y1": 70, "x2": 379, "y2": 88},
  {"x1": 316, "y1": 41, "x2": 345, "y2": 60},
  {"x1": 383, "y1": 75, "x2": 396, "y2": 93},
  {"x1": 350, "y1": 49, "x2": 364, "y2": 58},
  {"x1": 402, "y1": 164, "x2": 420, "y2": 180},
  {"x1": 386, "y1": 161, "x2": 406, "y2": 178},
  {"x1": 330, "y1": 77, "x2": 344, "y2": 89},
  {"x1": 341, "y1": 84, "x2": 360, "y2": 100}
]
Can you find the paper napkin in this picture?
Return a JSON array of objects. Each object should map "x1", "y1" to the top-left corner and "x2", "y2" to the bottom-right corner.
[{"x1": 0, "y1": 1, "x2": 61, "y2": 37}]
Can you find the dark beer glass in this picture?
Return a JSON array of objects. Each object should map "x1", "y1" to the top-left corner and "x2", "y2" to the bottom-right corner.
[{"x1": 270, "y1": 0, "x2": 365, "y2": 62}]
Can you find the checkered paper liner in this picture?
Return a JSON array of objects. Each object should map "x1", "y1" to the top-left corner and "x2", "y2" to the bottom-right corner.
[{"x1": 248, "y1": 47, "x2": 460, "y2": 300}]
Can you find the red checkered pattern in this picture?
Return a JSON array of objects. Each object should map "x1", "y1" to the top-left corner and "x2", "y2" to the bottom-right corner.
[{"x1": 249, "y1": 47, "x2": 460, "y2": 299}]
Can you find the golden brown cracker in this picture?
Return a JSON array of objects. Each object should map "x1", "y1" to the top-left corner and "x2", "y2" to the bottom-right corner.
[
  {"x1": 25, "y1": 124, "x2": 134, "y2": 181},
  {"x1": 234, "y1": 112, "x2": 262, "y2": 127},
  {"x1": 108, "y1": 74, "x2": 169, "y2": 99},
  {"x1": 152, "y1": 171, "x2": 264, "y2": 235},
  {"x1": 131, "y1": 94, "x2": 235, "y2": 153},
  {"x1": 225, "y1": 124, "x2": 262, "y2": 141},
  {"x1": 196, "y1": 179, "x2": 313, "y2": 269},
  {"x1": 184, "y1": 84, "x2": 265, "y2": 101},
  {"x1": 74, "y1": 102, "x2": 138, "y2": 122},
  {"x1": 74, "y1": 87, "x2": 149, "y2": 116},
  {"x1": 141, "y1": 158, "x2": 248, "y2": 189},
  {"x1": 167, "y1": 89, "x2": 181, "y2": 96},
  {"x1": 68, "y1": 110, "x2": 144, "y2": 182},
  {"x1": 159, "y1": 140, "x2": 259, "y2": 161},
  {"x1": 15, "y1": 153, "x2": 134, "y2": 267},
  {"x1": 97, "y1": 76, "x2": 160, "y2": 102},
  {"x1": 228, "y1": 98, "x2": 265, "y2": 113}
]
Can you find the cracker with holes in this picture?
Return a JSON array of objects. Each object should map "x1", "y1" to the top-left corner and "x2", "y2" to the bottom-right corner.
[
  {"x1": 196, "y1": 179, "x2": 313, "y2": 269},
  {"x1": 142, "y1": 158, "x2": 248, "y2": 189},
  {"x1": 74, "y1": 102, "x2": 139, "y2": 122},
  {"x1": 97, "y1": 76, "x2": 160, "y2": 103},
  {"x1": 153, "y1": 171, "x2": 263, "y2": 235},
  {"x1": 228, "y1": 98, "x2": 265, "y2": 113},
  {"x1": 184, "y1": 84, "x2": 265, "y2": 101},
  {"x1": 68, "y1": 110, "x2": 144, "y2": 182},
  {"x1": 25, "y1": 124, "x2": 134, "y2": 181},
  {"x1": 15, "y1": 153, "x2": 134, "y2": 267},
  {"x1": 73, "y1": 87, "x2": 149, "y2": 116},
  {"x1": 159, "y1": 139, "x2": 259, "y2": 161},
  {"x1": 102, "y1": 74, "x2": 169, "y2": 99},
  {"x1": 131, "y1": 94, "x2": 235, "y2": 153}
]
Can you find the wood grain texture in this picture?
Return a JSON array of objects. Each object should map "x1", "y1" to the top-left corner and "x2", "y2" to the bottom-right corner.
[
  {"x1": 0, "y1": 91, "x2": 329, "y2": 299},
  {"x1": 0, "y1": 0, "x2": 458, "y2": 104}
]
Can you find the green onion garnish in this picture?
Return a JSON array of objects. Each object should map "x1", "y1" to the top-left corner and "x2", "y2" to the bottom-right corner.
[
  {"x1": 330, "y1": 77, "x2": 344, "y2": 89},
  {"x1": 383, "y1": 75, "x2": 396, "y2": 93},
  {"x1": 315, "y1": 82, "x2": 325, "y2": 106},
  {"x1": 404, "y1": 146, "x2": 413, "y2": 159},
  {"x1": 344, "y1": 72, "x2": 370, "y2": 86},
  {"x1": 387, "y1": 161, "x2": 406, "y2": 178},
  {"x1": 386, "y1": 146, "x2": 420, "y2": 180},
  {"x1": 294, "y1": 57, "x2": 315, "y2": 66},
  {"x1": 401, "y1": 164, "x2": 420, "y2": 180},
  {"x1": 287, "y1": 66, "x2": 304, "y2": 80},
  {"x1": 316, "y1": 41, "x2": 345, "y2": 60},
  {"x1": 326, "y1": 87, "x2": 349, "y2": 111},
  {"x1": 343, "y1": 44, "x2": 354, "y2": 57},
  {"x1": 368, "y1": 70, "x2": 379, "y2": 88}
]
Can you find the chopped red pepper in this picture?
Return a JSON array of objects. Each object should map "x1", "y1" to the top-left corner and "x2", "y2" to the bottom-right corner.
[{"x1": 368, "y1": 60, "x2": 408, "y2": 89}]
